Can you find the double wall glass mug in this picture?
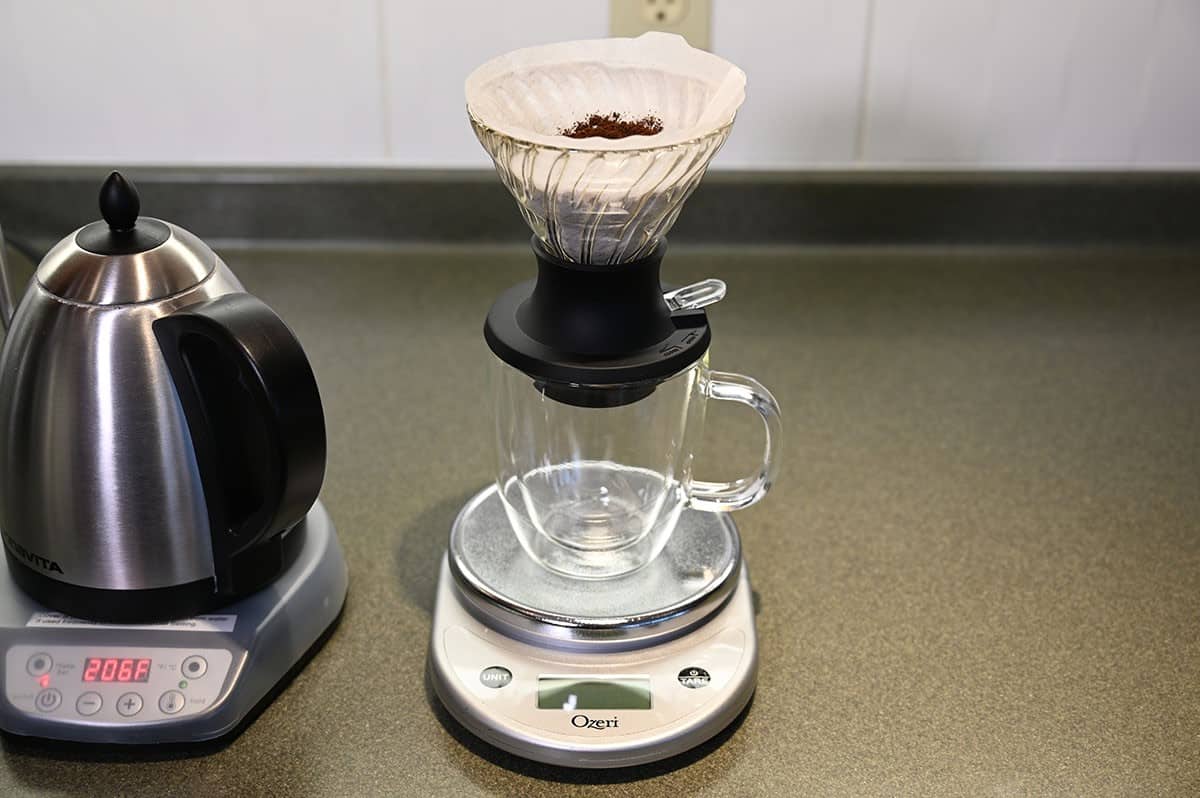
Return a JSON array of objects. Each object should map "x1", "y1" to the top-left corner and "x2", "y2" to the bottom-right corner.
[{"x1": 492, "y1": 352, "x2": 781, "y2": 579}]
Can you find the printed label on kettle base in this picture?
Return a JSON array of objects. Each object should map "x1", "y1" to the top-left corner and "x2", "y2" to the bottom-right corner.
[{"x1": 25, "y1": 612, "x2": 237, "y2": 633}]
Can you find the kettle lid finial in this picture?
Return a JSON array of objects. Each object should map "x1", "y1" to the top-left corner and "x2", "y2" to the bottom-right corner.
[
  {"x1": 99, "y1": 171, "x2": 140, "y2": 233},
  {"x1": 75, "y1": 170, "x2": 169, "y2": 257}
]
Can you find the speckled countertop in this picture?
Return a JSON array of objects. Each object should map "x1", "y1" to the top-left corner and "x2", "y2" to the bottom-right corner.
[{"x1": 1, "y1": 244, "x2": 1198, "y2": 796}]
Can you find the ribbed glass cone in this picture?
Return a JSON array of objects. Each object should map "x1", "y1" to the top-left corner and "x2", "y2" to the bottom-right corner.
[{"x1": 466, "y1": 33, "x2": 746, "y2": 265}]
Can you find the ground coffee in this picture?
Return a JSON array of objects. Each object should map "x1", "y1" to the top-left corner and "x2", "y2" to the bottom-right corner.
[{"x1": 560, "y1": 112, "x2": 663, "y2": 139}]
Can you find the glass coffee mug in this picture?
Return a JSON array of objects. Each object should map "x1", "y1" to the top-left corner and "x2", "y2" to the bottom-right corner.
[{"x1": 492, "y1": 352, "x2": 781, "y2": 579}]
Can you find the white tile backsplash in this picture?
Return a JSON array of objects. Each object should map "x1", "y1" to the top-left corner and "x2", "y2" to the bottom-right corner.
[
  {"x1": 1133, "y1": 0, "x2": 1200, "y2": 165},
  {"x1": 863, "y1": 0, "x2": 1194, "y2": 167},
  {"x1": 1053, "y1": 0, "x2": 1158, "y2": 163},
  {"x1": 975, "y1": 1, "x2": 1078, "y2": 163},
  {"x1": 864, "y1": 0, "x2": 1000, "y2": 163},
  {"x1": 710, "y1": 0, "x2": 870, "y2": 167},
  {"x1": 379, "y1": 0, "x2": 608, "y2": 168},
  {"x1": 0, "y1": 0, "x2": 386, "y2": 164},
  {"x1": 0, "y1": 0, "x2": 1195, "y2": 168}
]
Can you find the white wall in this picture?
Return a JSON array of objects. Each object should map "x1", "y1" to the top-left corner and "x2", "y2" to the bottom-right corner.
[{"x1": 1, "y1": 0, "x2": 1196, "y2": 169}]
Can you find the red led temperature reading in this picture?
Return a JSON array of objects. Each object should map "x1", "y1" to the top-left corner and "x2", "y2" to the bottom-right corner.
[{"x1": 82, "y1": 657, "x2": 152, "y2": 682}]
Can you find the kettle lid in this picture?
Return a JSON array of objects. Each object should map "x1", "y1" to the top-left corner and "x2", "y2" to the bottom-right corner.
[{"x1": 35, "y1": 171, "x2": 216, "y2": 306}]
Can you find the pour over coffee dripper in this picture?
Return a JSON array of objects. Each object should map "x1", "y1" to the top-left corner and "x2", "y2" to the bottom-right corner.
[
  {"x1": 467, "y1": 32, "x2": 746, "y2": 265},
  {"x1": 468, "y1": 34, "x2": 780, "y2": 579}
]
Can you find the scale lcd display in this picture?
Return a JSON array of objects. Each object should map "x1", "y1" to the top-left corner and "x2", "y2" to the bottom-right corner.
[
  {"x1": 82, "y1": 657, "x2": 152, "y2": 683},
  {"x1": 537, "y1": 677, "x2": 651, "y2": 710}
]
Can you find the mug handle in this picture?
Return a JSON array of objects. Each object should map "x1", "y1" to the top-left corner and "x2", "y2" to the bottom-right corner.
[{"x1": 686, "y1": 370, "x2": 782, "y2": 512}]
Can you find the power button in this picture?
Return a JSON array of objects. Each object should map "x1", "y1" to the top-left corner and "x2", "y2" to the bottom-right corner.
[{"x1": 35, "y1": 688, "x2": 62, "y2": 712}]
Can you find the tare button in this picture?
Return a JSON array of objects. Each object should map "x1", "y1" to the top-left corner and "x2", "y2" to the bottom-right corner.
[{"x1": 677, "y1": 667, "x2": 711, "y2": 688}]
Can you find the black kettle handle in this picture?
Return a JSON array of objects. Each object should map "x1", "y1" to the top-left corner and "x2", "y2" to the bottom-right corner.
[{"x1": 153, "y1": 293, "x2": 326, "y2": 594}]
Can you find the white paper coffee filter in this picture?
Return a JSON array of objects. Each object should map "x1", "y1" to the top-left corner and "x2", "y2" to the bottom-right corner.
[
  {"x1": 466, "y1": 33, "x2": 746, "y2": 264},
  {"x1": 466, "y1": 32, "x2": 745, "y2": 151}
]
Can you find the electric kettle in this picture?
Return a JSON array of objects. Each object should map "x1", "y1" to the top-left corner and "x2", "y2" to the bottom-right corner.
[{"x1": 0, "y1": 172, "x2": 325, "y2": 622}]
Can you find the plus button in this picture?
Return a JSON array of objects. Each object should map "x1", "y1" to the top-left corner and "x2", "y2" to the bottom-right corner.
[{"x1": 116, "y1": 692, "x2": 143, "y2": 717}]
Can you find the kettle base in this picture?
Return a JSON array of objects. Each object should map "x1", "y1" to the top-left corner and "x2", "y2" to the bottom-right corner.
[
  {"x1": 3, "y1": 527, "x2": 299, "y2": 625},
  {"x1": 4, "y1": 554, "x2": 218, "y2": 626},
  {"x1": 0, "y1": 500, "x2": 347, "y2": 745}
]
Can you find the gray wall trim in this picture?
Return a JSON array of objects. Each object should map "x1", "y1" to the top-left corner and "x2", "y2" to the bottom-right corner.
[{"x1": 1, "y1": 166, "x2": 1197, "y2": 251}]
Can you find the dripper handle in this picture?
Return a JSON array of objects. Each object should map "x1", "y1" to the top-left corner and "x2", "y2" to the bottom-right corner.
[{"x1": 663, "y1": 279, "x2": 726, "y2": 312}]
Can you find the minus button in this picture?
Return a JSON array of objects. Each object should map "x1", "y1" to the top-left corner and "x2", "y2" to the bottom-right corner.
[{"x1": 76, "y1": 692, "x2": 102, "y2": 716}]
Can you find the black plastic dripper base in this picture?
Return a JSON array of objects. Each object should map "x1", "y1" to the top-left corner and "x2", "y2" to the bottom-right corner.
[
  {"x1": 535, "y1": 380, "x2": 658, "y2": 408},
  {"x1": 484, "y1": 238, "x2": 711, "y2": 409},
  {"x1": 518, "y1": 238, "x2": 677, "y2": 356}
]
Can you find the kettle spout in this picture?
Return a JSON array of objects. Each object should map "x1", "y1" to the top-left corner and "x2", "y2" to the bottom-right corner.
[{"x1": 0, "y1": 221, "x2": 15, "y2": 331}]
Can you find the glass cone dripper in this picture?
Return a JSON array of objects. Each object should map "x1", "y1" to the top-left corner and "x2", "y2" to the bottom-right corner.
[{"x1": 466, "y1": 33, "x2": 746, "y2": 265}]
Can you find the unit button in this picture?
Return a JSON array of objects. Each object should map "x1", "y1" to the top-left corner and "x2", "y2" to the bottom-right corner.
[
  {"x1": 479, "y1": 666, "x2": 513, "y2": 688},
  {"x1": 116, "y1": 692, "x2": 143, "y2": 717},
  {"x1": 26, "y1": 652, "x2": 53, "y2": 677},
  {"x1": 76, "y1": 692, "x2": 103, "y2": 716},
  {"x1": 181, "y1": 655, "x2": 208, "y2": 679},
  {"x1": 678, "y1": 667, "x2": 711, "y2": 688},
  {"x1": 35, "y1": 688, "x2": 62, "y2": 712},
  {"x1": 158, "y1": 690, "x2": 186, "y2": 715}
]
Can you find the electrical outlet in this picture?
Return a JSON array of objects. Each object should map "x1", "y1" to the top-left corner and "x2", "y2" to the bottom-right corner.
[{"x1": 610, "y1": 0, "x2": 711, "y2": 51}]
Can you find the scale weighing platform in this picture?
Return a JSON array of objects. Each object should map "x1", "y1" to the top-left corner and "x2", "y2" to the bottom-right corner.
[
  {"x1": 0, "y1": 501, "x2": 347, "y2": 745},
  {"x1": 429, "y1": 486, "x2": 757, "y2": 768}
]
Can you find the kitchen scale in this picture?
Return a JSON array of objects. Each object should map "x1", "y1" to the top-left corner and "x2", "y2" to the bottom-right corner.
[
  {"x1": 0, "y1": 501, "x2": 347, "y2": 744},
  {"x1": 429, "y1": 486, "x2": 757, "y2": 768}
]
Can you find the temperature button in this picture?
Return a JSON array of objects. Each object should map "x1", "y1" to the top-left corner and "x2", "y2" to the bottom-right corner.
[
  {"x1": 26, "y1": 652, "x2": 52, "y2": 677},
  {"x1": 76, "y1": 692, "x2": 103, "y2": 716},
  {"x1": 158, "y1": 690, "x2": 186, "y2": 715},
  {"x1": 181, "y1": 655, "x2": 207, "y2": 679},
  {"x1": 35, "y1": 688, "x2": 62, "y2": 712},
  {"x1": 116, "y1": 692, "x2": 143, "y2": 717}
]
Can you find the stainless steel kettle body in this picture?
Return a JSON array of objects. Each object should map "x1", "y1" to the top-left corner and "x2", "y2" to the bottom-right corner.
[{"x1": 0, "y1": 173, "x2": 326, "y2": 622}]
